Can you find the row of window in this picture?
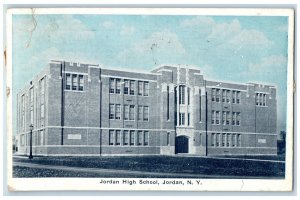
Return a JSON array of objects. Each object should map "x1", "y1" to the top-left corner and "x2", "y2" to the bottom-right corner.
[
  {"x1": 109, "y1": 78, "x2": 149, "y2": 96},
  {"x1": 255, "y1": 93, "x2": 268, "y2": 106},
  {"x1": 211, "y1": 88, "x2": 241, "y2": 104},
  {"x1": 64, "y1": 76, "x2": 267, "y2": 109},
  {"x1": 65, "y1": 73, "x2": 84, "y2": 91},
  {"x1": 109, "y1": 104, "x2": 149, "y2": 121},
  {"x1": 21, "y1": 77, "x2": 45, "y2": 132},
  {"x1": 177, "y1": 112, "x2": 191, "y2": 126},
  {"x1": 211, "y1": 133, "x2": 241, "y2": 147},
  {"x1": 109, "y1": 130, "x2": 149, "y2": 146},
  {"x1": 211, "y1": 110, "x2": 241, "y2": 125},
  {"x1": 174, "y1": 85, "x2": 191, "y2": 105}
]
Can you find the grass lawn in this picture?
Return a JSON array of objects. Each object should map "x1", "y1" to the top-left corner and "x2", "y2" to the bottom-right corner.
[
  {"x1": 13, "y1": 155, "x2": 285, "y2": 178},
  {"x1": 13, "y1": 166, "x2": 165, "y2": 178}
]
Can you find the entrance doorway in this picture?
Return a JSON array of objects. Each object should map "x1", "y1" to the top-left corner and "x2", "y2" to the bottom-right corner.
[{"x1": 175, "y1": 136, "x2": 189, "y2": 154}]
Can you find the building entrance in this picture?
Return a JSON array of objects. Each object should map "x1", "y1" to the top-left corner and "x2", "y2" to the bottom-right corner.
[{"x1": 175, "y1": 136, "x2": 189, "y2": 154}]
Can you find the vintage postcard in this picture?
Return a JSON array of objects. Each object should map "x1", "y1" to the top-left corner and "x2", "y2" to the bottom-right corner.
[{"x1": 6, "y1": 8, "x2": 294, "y2": 191}]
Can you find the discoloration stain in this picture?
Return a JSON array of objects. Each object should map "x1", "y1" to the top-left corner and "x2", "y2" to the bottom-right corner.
[
  {"x1": 294, "y1": 81, "x2": 296, "y2": 93},
  {"x1": 6, "y1": 86, "x2": 10, "y2": 97},
  {"x1": 240, "y1": 179, "x2": 244, "y2": 191},
  {"x1": 149, "y1": 34, "x2": 174, "y2": 66},
  {"x1": 25, "y1": 8, "x2": 37, "y2": 48},
  {"x1": 44, "y1": 18, "x2": 59, "y2": 39},
  {"x1": 8, "y1": 184, "x2": 16, "y2": 191},
  {"x1": 4, "y1": 47, "x2": 6, "y2": 66},
  {"x1": 150, "y1": 43, "x2": 158, "y2": 65}
]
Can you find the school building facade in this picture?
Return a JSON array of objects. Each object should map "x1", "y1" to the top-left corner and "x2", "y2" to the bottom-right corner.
[{"x1": 16, "y1": 60, "x2": 278, "y2": 156}]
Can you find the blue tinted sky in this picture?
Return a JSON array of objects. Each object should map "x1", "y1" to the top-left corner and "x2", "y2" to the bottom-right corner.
[{"x1": 12, "y1": 14, "x2": 289, "y2": 133}]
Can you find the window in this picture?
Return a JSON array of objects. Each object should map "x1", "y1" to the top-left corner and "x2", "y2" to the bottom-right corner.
[
  {"x1": 255, "y1": 93, "x2": 259, "y2": 105},
  {"x1": 137, "y1": 131, "x2": 143, "y2": 146},
  {"x1": 212, "y1": 110, "x2": 220, "y2": 125},
  {"x1": 130, "y1": 80, "x2": 135, "y2": 95},
  {"x1": 216, "y1": 111, "x2": 220, "y2": 125},
  {"x1": 222, "y1": 90, "x2": 226, "y2": 102},
  {"x1": 123, "y1": 131, "x2": 129, "y2": 145},
  {"x1": 129, "y1": 105, "x2": 135, "y2": 120},
  {"x1": 72, "y1": 74, "x2": 77, "y2": 90},
  {"x1": 216, "y1": 133, "x2": 220, "y2": 147},
  {"x1": 179, "y1": 113, "x2": 185, "y2": 126},
  {"x1": 115, "y1": 104, "x2": 121, "y2": 120},
  {"x1": 30, "y1": 87, "x2": 34, "y2": 125},
  {"x1": 40, "y1": 78, "x2": 45, "y2": 126},
  {"x1": 222, "y1": 111, "x2": 226, "y2": 125},
  {"x1": 237, "y1": 134, "x2": 241, "y2": 147},
  {"x1": 212, "y1": 110, "x2": 215, "y2": 124},
  {"x1": 216, "y1": 89, "x2": 220, "y2": 102},
  {"x1": 144, "y1": 131, "x2": 149, "y2": 146},
  {"x1": 232, "y1": 134, "x2": 236, "y2": 147},
  {"x1": 40, "y1": 77, "x2": 45, "y2": 95},
  {"x1": 188, "y1": 113, "x2": 190, "y2": 126},
  {"x1": 167, "y1": 132, "x2": 170, "y2": 146},
  {"x1": 227, "y1": 133, "x2": 231, "y2": 147},
  {"x1": 222, "y1": 133, "x2": 226, "y2": 147},
  {"x1": 138, "y1": 81, "x2": 143, "y2": 95},
  {"x1": 233, "y1": 90, "x2": 241, "y2": 104},
  {"x1": 144, "y1": 82, "x2": 149, "y2": 96},
  {"x1": 236, "y1": 112, "x2": 241, "y2": 125},
  {"x1": 179, "y1": 85, "x2": 185, "y2": 104},
  {"x1": 236, "y1": 91, "x2": 241, "y2": 104},
  {"x1": 232, "y1": 112, "x2": 236, "y2": 125},
  {"x1": 124, "y1": 80, "x2": 129, "y2": 94},
  {"x1": 130, "y1": 131, "x2": 135, "y2": 145},
  {"x1": 109, "y1": 78, "x2": 115, "y2": 93},
  {"x1": 256, "y1": 93, "x2": 267, "y2": 107},
  {"x1": 66, "y1": 74, "x2": 71, "y2": 90},
  {"x1": 211, "y1": 88, "x2": 216, "y2": 101},
  {"x1": 175, "y1": 88, "x2": 177, "y2": 105},
  {"x1": 21, "y1": 95, "x2": 25, "y2": 131},
  {"x1": 40, "y1": 77, "x2": 45, "y2": 127},
  {"x1": 78, "y1": 75, "x2": 84, "y2": 91},
  {"x1": 263, "y1": 94, "x2": 267, "y2": 106},
  {"x1": 226, "y1": 90, "x2": 230, "y2": 103},
  {"x1": 167, "y1": 86, "x2": 170, "y2": 120},
  {"x1": 259, "y1": 93, "x2": 263, "y2": 106},
  {"x1": 124, "y1": 105, "x2": 129, "y2": 120},
  {"x1": 187, "y1": 88, "x2": 190, "y2": 105},
  {"x1": 115, "y1": 130, "x2": 121, "y2": 145},
  {"x1": 232, "y1": 112, "x2": 240, "y2": 126},
  {"x1": 143, "y1": 106, "x2": 149, "y2": 121},
  {"x1": 138, "y1": 106, "x2": 143, "y2": 121},
  {"x1": 199, "y1": 90, "x2": 202, "y2": 121},
  {"x1": 138, "y1": 81, "x2": 149, "y2": 96},
  {"x1": 226, "y1": 111, "x2": 230, "y2": 125},
  {"x1": 109, "y1": 104, "x2": 115, "y2": 119},
  {"x1": 116, "y1": 79, "x2": 121, "y2": 94},
  {"x1": 65, "y1": 73, "x2": 84, "y2": 91},
  {"x1": 232, "y1": 91, "x2": 236, "y2": 103},
  {"x1": 109, "y1": 130, "x2": 114, "y2": 145},
  {"x1": 211, "y1": 133, "x2": 215, "y2": 146}
]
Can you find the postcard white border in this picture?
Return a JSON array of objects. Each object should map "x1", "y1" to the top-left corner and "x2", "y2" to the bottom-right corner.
[{"x1": 6, "y1": 7, "x2": 294, "y2": 192}]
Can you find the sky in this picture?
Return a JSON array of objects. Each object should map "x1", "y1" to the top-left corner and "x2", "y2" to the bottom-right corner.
[{"x1": 12, "y1": 14, "x2": 290, "y2": 133}]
